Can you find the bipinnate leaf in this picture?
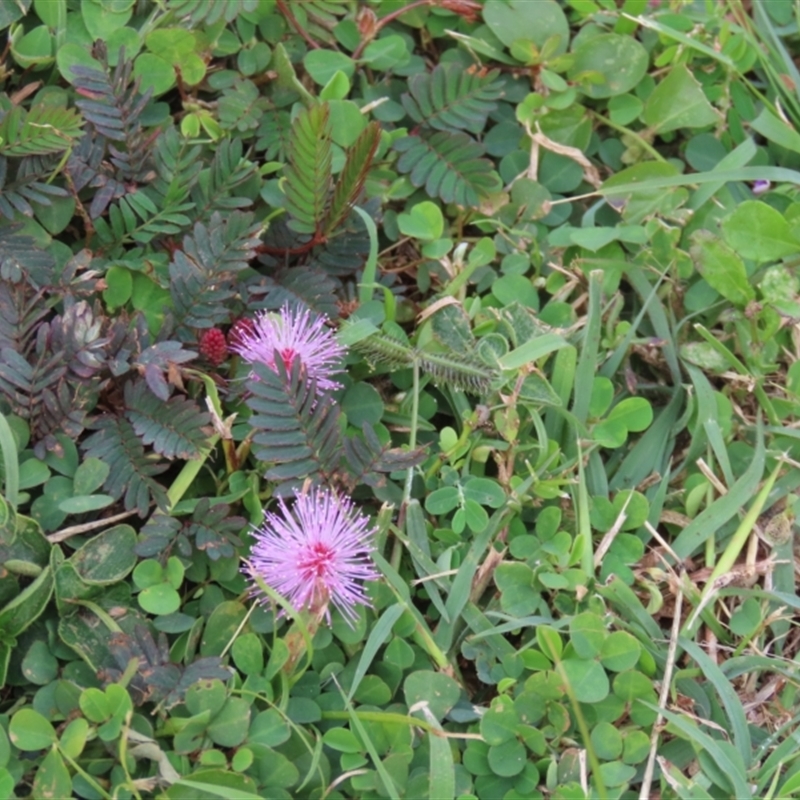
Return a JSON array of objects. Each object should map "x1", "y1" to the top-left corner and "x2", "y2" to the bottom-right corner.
[
  {"x1": 393, "y1": 131, "x2": 500, "y2": 207},
  {"x1": 284, "y1": 103, "x2": 332, "y2": 234},
  {"x1": 401, "y1": 64, "x2": 504, "y2": 135},
  {"x1": 323, "y1": 121, "x2": 381, "y2": 235},
  {"x1": 0, "y1": 104, "x2": 84, "y2": 157},
  {"x1": 245, "y1": 358, "x2": 342, "y2": 493},
  {"x1": 343, "y1": 423, "x2": 426, "y2": 490},
  {"x1": 83, "y1": 415, "x2": 169, "y2": 516},
  {"x1": 124, "y1": 380, "x2": 210, "y2": 460}
]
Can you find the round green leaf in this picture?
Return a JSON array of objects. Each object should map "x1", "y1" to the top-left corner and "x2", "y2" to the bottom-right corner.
[
  {"x1": 73, "y1": 456, "x2": 110, "y2": 496},
  {"x1": 491, "y1": 274, "x2": 539, "y2": 308},
  {"x1": 12, "y1": 26, "x2": 54, "y2": 69},
  {"x1": 231, "y1": 747, "x2": 253, "y2": 772},
  {"x1": 612, "y1": 670, "x2": 654, "y2": 703},
  {"x1": 328, "y1": 99, "x2": 366, "y2": 148},
  {"x1": 208, "y1": 698, "x2": 251, "y2": 747},
  {"x1": 58, "y1": 494, "x2": 115, "y2": 514},
  {"x1": 598, "y1": 761, "x2": 637, "y2": 787},
  {"x1": 425, "y1": 487, "x2": 460, "y2": 515},
  {"x1": 397, "y1": 201, "x2": 444, "y2": 241},
  {"x1": 80, "y1": 687, "x2": 110, "y2": 723},
  {"x1": 608, "y1": 94, "x2": 644, "y2": 126},
  {"x1": 323, "y1": 727, "x2": 363, "y2": 753},
  {"x1": 690, "y1": 229, "x2": 755, "y2": 307},
  {"x1": 249, "y1": 709, "x2": 291, "y2": 748},
  {"x1": 404, "y1": 671, "x2": 460, "y2": 721},
  {"x1": 342, "y1": 382, "x2": 384, "y2": 427},
  {"x1": 642, "y1": 64, "x2": 718, "y2": 134},
  {"x1": 59, "y1": 717, "x2": 89, "y2": 760},
  {"x1": 186, "y1": 679, "x2": 228, "y2": 717},
  {"x1": 536, "y1": 625, "x2": 563, "y2": 662},
  {"x1": 21, "y1": 640, "x2": 58, "y2": 686},
  {"x1": 138, "y1": 583, "x2": 181, "y2": 615},
  {"x1": 231, "y1": 633, "x2": 264, "y2": 676},
  {"x1": 360, "y1": 35, "x2": 411, "y2": 70},
  {"x1": 464, "y1": 498, "x2": 489, "y2": 532},
  {"x1": 200, "y1": 601, "x2": 248, "y2": 657},
  {"x1": 81, "y1": 0, "x2": 132, "y2": 40},
  {"x1": 463, "y1": 478, "x2": 506, "y2": 508},
  {"x1": 560, "y1": 658, "x2": 609, "y2": 703},
  {"x1": 606, "y1": 397, "x2": 653, "y2": 432},
  {"x1": 483, "y1": 0, "x2": 568, "y2": 55},
  {"x1": 303, "y1": 49, "x2": 355, "y2": 85},
  {"x1": 487, "y1": 738, "x2": 527, "y2": 778},
  {"x1": 106, "y1": 26, "x2": 141, "y2": 63},
  {"x1": 622, "y1": 729, "x2": 651, "y2": 765},
  {"x1": 385, "y1": 637, "x2": 415, "y2": 669},
  {"x1": 481, "y1": 697, "x2": 519, "y2": 746},
  {"x1": 722, "y1": 200, "x2": 800, "y2": 264},
  {"x1": 32, "y1": 195, "x2": 75, "y2": 236},
  {"x1": 9, "y1": 708, "x2": 57, "y2": 750},
  {"x1": 133, "y1": 558, "x2": 163, "y2": 590},
  {"x1": 145, "y1": 28, "x2": 196, "y2": 60},
  {"x1": 33, "y1": 748, "x2": 71, "y2": 799},
  {"x1": 599, "y1": 631, "x2": 642, "y2": 672},
  {"x1": 133, "y1": 52, "x2": 175, "y2": 96},
  {"x1": 590, "y1": 721, "x2": 623, "y2": 761},
  {"x1": 569, "y1": 34, "x2": 649, "y2": 98},
  {"x1": 569, "y1": 612, "x2": 606, "y2": 659},
  {"x1": 320, "y1": 70, "x2": 350, "y2": 101},
  {"x1": 57, "y1": 42, "x2": 102, "y2": 83},
  {"x1": 33, "y1": 0, "x2": 65, "y2": 27}
]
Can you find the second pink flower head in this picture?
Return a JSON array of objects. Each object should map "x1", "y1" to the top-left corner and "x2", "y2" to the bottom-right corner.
[{"x1": 230, "y1": 304, "x2": 346, "y2": 393}]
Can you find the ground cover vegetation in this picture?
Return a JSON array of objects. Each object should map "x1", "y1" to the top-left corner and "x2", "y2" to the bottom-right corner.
[{"x1": 1, "y1": 0, "x2": 800, "y2": 797}]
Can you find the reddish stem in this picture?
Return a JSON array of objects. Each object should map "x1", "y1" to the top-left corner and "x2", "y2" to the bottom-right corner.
[
  {"x1": 277, "y1": 0, "x2": 321, "y2": 50},
  {"x1": 352, "y1": 0, "x2": 432, "y2": 60}
]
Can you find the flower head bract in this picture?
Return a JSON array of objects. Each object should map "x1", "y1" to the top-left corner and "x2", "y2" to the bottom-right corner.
[
  {"x1": 230, "y1": 304, "x2": 346, "y2": 393},
  {"x1": 244, "y1": 487, "x2": 379, "y2": 625}
]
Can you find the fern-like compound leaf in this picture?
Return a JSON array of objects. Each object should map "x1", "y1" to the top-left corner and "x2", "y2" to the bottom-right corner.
[
  {"x1": 352, "y1": 330, "x2": 416, "y2": 371},
  {"x1": 353, "y1": 331, "x2": 497, "y2": 395},
  {"x1": 417, "y1": 349, "x2": 497, "y2": 395},
  {"x1": 283, "y1": 103, "x2": 332, "y2": 235},
  {"x1": 124, "y1": 381, "x2": 211, "y2": 460},
  {"x1": 0, "y1": 104, "x2": 84, "y2": 157},
  {"x1": 343, "y1": 423, "x2": 426, "y2": 491},
  {"x1": 401, "y1": 64, "x2": 504, "y2": 135},
  {"x1": 323, "y1": 121, "x2": 381, "y2": 236},
  {"x1": 169, "y1": 211, "x2": 261, "y2": 333},
  {"x1": 245, "y1": 358, "x2": 342, "y2": 494},
  {"x1": 82, "y1": 415, "x2": 169, "y2": 516},
  {"x1": 393, "y1": 131, "x2": 500, "y2": 207},
  {"x1": 171, "y1": 0, "x2": 258, "y2": 25}
]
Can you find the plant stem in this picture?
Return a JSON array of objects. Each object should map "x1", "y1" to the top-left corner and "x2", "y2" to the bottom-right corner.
[{"x1": 591, "y1": 111, "x2": 667, "y2": 163}]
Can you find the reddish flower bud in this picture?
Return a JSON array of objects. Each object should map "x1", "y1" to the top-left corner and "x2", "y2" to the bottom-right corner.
[{"x1": 199, "y1": 328, "x2": 228, "y2": 366}]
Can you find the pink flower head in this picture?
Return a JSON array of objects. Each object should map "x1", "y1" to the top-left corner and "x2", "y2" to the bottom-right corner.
[
  {"x1": 231, "y1": 304, "x2": 346, "y2": 393},
  {"x1": 244, "y1": 487, "x2": 379, "y2": 626}
]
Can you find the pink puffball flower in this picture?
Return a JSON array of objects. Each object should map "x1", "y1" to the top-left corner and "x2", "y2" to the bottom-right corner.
[
  {"x1": 231, "y1": 304, "x2": 346, "y2": 393},
  {"x1": 244, "y1": 487, "x2": 379, "y2": 626}
]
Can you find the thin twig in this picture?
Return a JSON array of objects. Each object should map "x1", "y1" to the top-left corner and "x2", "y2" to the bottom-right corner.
[
  {"x1": 639, "y1": 575, "x2": 684, "y2": 800},
  {"x1": 47, "y1": 508, "x2": 140, "y2": 543}
]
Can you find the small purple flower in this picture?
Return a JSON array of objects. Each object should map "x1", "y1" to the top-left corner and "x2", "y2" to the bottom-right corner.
[
  {"x1": 244, "y1": 487, "x2": 379, "y2": 625},
  {"x1": 752, "y1": 179, "x2": 771, "y2": 195},
  {"x1": 231, "y1": 304, "x2": 346, "y2": 393}
]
